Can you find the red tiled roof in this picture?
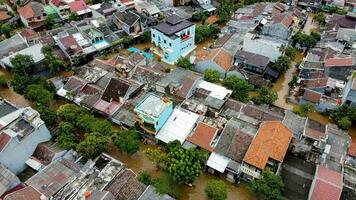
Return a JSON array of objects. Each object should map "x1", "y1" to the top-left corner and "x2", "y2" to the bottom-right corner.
[
  {"x1": 348, "y1": 141, "x2": 356, "y2": 157},
  {"x1": 243, "y1": 121, "x2": 292, "y2": 169},
  {"x1": 273, "y1": 13, "x2": 293, "y2": 28},
  {"x1": 59, "y1": 35, "x2": 83, "y2": 54},
  {"x1": 324, "y1": 57, "x2": 353, "y2": 67},
  {"x1": 309, "y1": 165, "x2": 343, "y2": 200},
  {"x1": 303, "y1": 89, "x2": 322, "y2": 103},
  {"x1": 0, "y1": 11, "x2": 11, "y2": 21},
  {"x1": 51, "y1": 0, "x2": 61, "y2": 7},
  {"x1": 0, "y1": 133, "x2": 11, "y2": 152},
  {"x1": 69, "y1": 0, "x2": 88, "y2": 12},
  {"x1": 3, "y1": 186, "x2": 40, "y2": 200},
  {"x1": 19, "y1": 28, "x2": 39, "y2": 41},
  {"x1": 17, "y1": 4, "x2": 34, "y2": 19},
  {"x1": 187, "y1": 122, "x2": 218, "y2": 152},
  {"x1": 195, "y1": 48, "x2": 233, "y2": 72},
  {"x1": 175, "y1": 73, "x2": 201, "y2": 99}
]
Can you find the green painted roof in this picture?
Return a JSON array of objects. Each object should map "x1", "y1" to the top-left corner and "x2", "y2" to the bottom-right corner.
[{"x1": 44, "y1": 5, "x2": 57, "y2": 15}]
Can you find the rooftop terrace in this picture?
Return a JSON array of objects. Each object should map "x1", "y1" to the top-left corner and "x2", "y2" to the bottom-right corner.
[{"x1": 135, "y1": 93, "x2": 172, "y2": 119}]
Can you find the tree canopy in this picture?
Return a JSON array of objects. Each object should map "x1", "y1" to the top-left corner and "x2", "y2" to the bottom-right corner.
[
  {"x1": 57, "y1": 104, "x2": 86, "y2": 122},
  {"x1": 205, "y1": 180, "x2": 227, "y2": 200},
  {"x1": 330, "y1": 105, "x2": 356, "y2": 130},
  {"x1": 10, "y1": 54, "x2": 34, "y2": 76},
  {"x1": 292, "y1": 31, "x2": 320, "y2": 49},
  {"x1": 37, "y1": 106, "x2": 57, "y2": 126},
  {"x1": 175, "y1": 57, "x2": 193, "y2": 70},
  {"x1": 115, "y1": 129, "x2": 140, "y2": 155},
  {"x1": 204, "y1": 69, "x2": 220, "y2": 82},
  {"x1": 1, "y1": 23, "x2": 11, "y2": 38},
  {"x1": 222, "y1": 75, "x2": 252, "y2": 102},
  {"x1": 250, "y1": 171, "x2": 284, "y2": 200},
  {"x1": 195, "y1": 25, "x2": 220, "y2": 43},
  {"x1": 77, "y1": 132, "x2": 109, "y2": 159},
  {"x1": 24, "y1": 84, "x2": 53, "y2": 105},
  {"x1": 273, "y1": 56, "x2": 291, "y2": 73},
  {"x1": 253, "y1": 86, "x2": 278, "y2": 105},
  {"x1": 56, "y1": 122, "x2": 77, "y2": 150}
]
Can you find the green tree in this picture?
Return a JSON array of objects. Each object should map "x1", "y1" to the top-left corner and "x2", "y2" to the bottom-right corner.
[
  {"x1": 137, "y1": 170, "x2": 152, "y2": 185},
  {"x1": 250, "y1": 171, "x2": 284, "y2": 200},
  {"x1": 37, "y1": 106, "x2": 57, "y2": 126},
  {"x1": 167, "y1": 147, "x2": 202, "y2": 184},
  {"x1": 314, "y1": 12, "x2": 326, "y2": 25},
  {"x1": 41, "y1": 45, "x2": 66, "y2": 74},
  {"x1": 10, "y1": 54, "x2": 34, "y2": 75},
  {"x1": 192, "y1": 11, "x2": 208, "y2": 23},
  {"x1": 152, "y1": 173, "x2": 182, "y2": 199},
  {"x1": 92, "y1": 119, "x2": 112, "y2": 136},
  {"x1": 284, "y1": 46, "x2": 297, "y2": 58},
  {"x1": 121, "y1": 36, "x2": 134, "y2": 48},
  {"x1": 288, "y1": 75, "x2": 298, "y2": 89},
  {"x1": 1, "y1": 23, "x2": 11, "y2": 38},
  {"x1": 138, "y1": 31, "x2": 151, "y2": 43},
  {"x1": 144, "y1": 148, "x2": 168, "y2": 169},
  {"x1": 76, "y1": 113, "x2": 96, "y2": 132},
  {"x1": 115, "y1": 130, "x2": 140, "y2": 155},
  {"x1": 165, "y1": 140, "x2": 181, "y2": 153},
  {"x1": 41, "y1": 45, "x2": 53, "y2": 58},
  {"x1": 0, "y1": 75, "x2": 7, "y2": 88},
  {"x1": 222, "y1": 75, "x2": 252, "y2": 102},
  {"x1": 45, "y1": 14, "x2": 56, "y2": 29},
  {"x1": 204, "y1": 69, "x2": 220, "y2": 82},
  {"x1": 273, "y1": 56, "x2": 291, "y2": 73},
  {"x1": 57, "y1": 104, "x2": 86, "y2": 122},
  {"x1": 77, "y1": 132, "x2": 109, "y2": 159},
  {"x1": 24, "y1": 84, "x2": 53, "y2": 105},
  {"x1": 338, "y1": 117, "x2": 352, "y2": 130},
  {"x1": 69, "y1": 13, "x2": 79, "y2": 21},
  {"x1": 175, "y1": 57, "x2": 192, "y2": 70},
  {"x1": 10, "y1": 74, "x2": 32, "y2": 94},
  {"x1": 292, "y1": 31, "x2": 318, "y2": 49},
  {"x1": 293, "y1": 103, "x2": 315, "y2": 117},
  {"x1": 56, "y1": 122, "x2": 77, "y2": 150},
  {"x1": 205, "y1": 180, "x2": 227, "y2": 200},
  {"x1": 253, "y1": 86, "x2": 278, "y2": 105}
]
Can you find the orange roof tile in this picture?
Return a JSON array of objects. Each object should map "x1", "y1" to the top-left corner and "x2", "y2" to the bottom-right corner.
[
  {"x1": 324, "y1": 57, "x2": 353, "y2": 67},
  {"x1": 187, "y1": 122, "x2": 218, "y2": 152},
  {"x1": 243, "y1": 121, "x2": 292, "y2": 169},
  {"x1": 348, "y1": 141, "x2": 356, "y2": 157},
  {"x1": 0, "y1": 11, "x2": 10, "y2": 21},
  {"x1": 303, "y1": 89, "x2": 322, "y2": 103},
  {"x1": 195, "y1": 48, "x2": 232, "y2": 72},
  {"x1": 17, "y1": 4, "x2": 34, "y2": 19}
]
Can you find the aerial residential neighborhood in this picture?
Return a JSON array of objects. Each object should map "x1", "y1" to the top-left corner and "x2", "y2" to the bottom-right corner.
[{"x1": 0, "y1": 0, "x2": 356, "y2": 199}]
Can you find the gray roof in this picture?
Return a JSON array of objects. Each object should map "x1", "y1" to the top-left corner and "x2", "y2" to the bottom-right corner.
[
  {"x1": 214, "y1": 118, "x2": 257, "y2": 162},
  {"x1": 0, "y1": 101, "x2": 17, "y2": 119},
  {"x1": 0, "y1": 164, "x2": 20, "y2": 196},
  {"x1": 87, "y1": 191, "x2": 116, "y2": 200},
  {"x1": 154, "y1": 15, "x2": 193, "y2": 36},
  {"x1": 112, "y1": 107, "x2": 137, "y2": 128},
  {"x1": 114, "y1": 11, "x2": 140, "y2": 27},
  {"x1": 31, "y1": 2, "x2": 44, "y2": 18},
  {"x1": 282, "y1": 110, "x2": 307, "y2": 139},
  {"x1": 0, "y1": 33, "x2": 27, "y2": 58},
  {"x1": 138, "y1": 185, "x2": 175, "y2": 200},
  {"x1": 156, "y1": 67, "x2": 191, "y2": 88},
  {"x1": 1, "y1": 43, "x2": 45, "y2": 67},
  {"x1": 235, "y1": 49, "x2": 270, "y2": 69}
]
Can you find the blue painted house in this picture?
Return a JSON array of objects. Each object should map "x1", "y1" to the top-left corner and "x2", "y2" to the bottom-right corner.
[
  {"x1": 342, "y1": 75, "x2": 356, "y2": 106},
  {"x1": 134, "y1": 93, "x2": 173, "y2": 134},
  {"x1": 151, "y1": 15, "x2": 195, "y2": 64}
]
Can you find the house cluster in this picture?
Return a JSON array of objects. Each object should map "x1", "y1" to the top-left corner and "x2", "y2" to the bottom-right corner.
[
  {"x1": 296, "y1": 11, "x2": 356, "y2": 112},
  {"x1": 53, "y1": 38, "x2": 353, "y2": 198},
  {"x1": 190, "y1": 2, "x2": 306, "y2": 87},
  {"x1": 0, "y1": 99, "x2": 174, "y2": 200}
]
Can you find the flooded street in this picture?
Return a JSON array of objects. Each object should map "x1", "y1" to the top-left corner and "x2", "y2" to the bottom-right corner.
[{"x1": 303, "y1": 13, "x2": 318, "y2": 34}]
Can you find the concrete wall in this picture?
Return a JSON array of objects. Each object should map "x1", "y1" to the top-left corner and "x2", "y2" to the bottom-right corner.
[
  {"x1": 262, "y1": 24, "x2": 289, "y2": 40},
  {"x1": 156, "y1": 103, "x2": 173, "y2": 132}
]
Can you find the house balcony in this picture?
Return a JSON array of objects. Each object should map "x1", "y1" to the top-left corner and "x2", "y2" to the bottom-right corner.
[{"x1": 181, "y1": 34, "x2": 190, "y2": 41}]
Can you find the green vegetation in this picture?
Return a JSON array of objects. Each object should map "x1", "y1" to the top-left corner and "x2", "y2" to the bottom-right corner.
[
  {"x1": 137, "y1": 170, "x2": 152, "y2": 185},
  {"x1": 1, "y1": 23, "x2": 11, "y2": 38},
  {"x1": 204, "y1": 69, "x2": 220, "y2": 82},
  {"x1": 253, "y1": 87, "x2": 278, "y2": 105},
  {"x1": 175, "y1": 57, "x2": 193, "y2": 70},
  {"x1": 77, "y1": 132, "x2": 109, "y2": 159},
  {"x1": 216, "y1": 0, "x2": 243, "y2": 23},
  {"x1": 222, "y1": 75, "x2": 252, "y2": 102},
  {"x1": 37, "y1": 106, "x2": 57, "y2": 126},
  {"x1": 192, "y1": 11, "x2": 208, "y2": 23},
  {"x1": 288, "y1": 75, "x2": 298, "y2": 90},
  {"x1": 144, "y1": 148, "x2": 169, "y2": 169},
  {"x1": 115, "y1": 129, "x2": 140, "y2": 155},
  {"x1": 69, "y1": 13, "x2": 79, "y2": 21},
  {"x1": 293, "y1": 103, "x2": 315, "y2": 117},
  {"x1": 330, "y1": 105, "x2": 356, "y2": 130},
  {"x1": 292, "y1": 31, "x2": 321, "y2": 49},
  {"x1": 250, "y1": 171, "x2": 284, "y2": 200},
  {"x1": 138, "y1": 31, "x2": 151, "y2": 43},
  {"x1": 314, "y1": 12, "x2": 326, "y2": 25},
  {"x1": 41, "y1": 45, "x2": 67, "y2": 74},
  {"x1": 56, "y1": 122, "x2": 78, "y2": 150},
  {"x1": 152, "y1": 173, "x2": 182, "y2": 199},
  {"x1": 195, "y1": 24, "x2": 220, "y2": 43},
  {"x1": 120, "y1": 35, "x2": 134, "y2": 48},
  {"x1": 24, "y1": 84, "x2": 53, "y2": 105},
  {"x1": 45, "y1": 14, "x2": 56, "y2": 29},
  {"x1": 317, "y1": 5, "x2": 347, "y2": 15},
  {"x1": 284, "y1": 46, "x2": 297, "y2": 58},
  {"x1": 0, "y1": 75, "x2": 7, "y2": 88},
  {"x1": 273, "y1": 56, "x2": 291, "y2": 73},
  {"x1": 205, "y1": 180, "x2": 227, "y2": 200}
]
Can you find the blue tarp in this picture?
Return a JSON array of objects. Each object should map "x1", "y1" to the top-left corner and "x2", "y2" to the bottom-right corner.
[{"x1": 127, "y1": 47, "x2": 153, "y2": 59}]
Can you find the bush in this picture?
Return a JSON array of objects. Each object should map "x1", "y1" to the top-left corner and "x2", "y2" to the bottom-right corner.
[
  {"x1": 284, "y1": 46, "x2": 297, "y2": 58},
  {"x1": 338, "y1": 117, "x2": 351, "y2": 130},
  {"x1": 204, "y1": 69, "x2": 220, "y2": 82},
  {"x1": 0, "y1": 75, "x2": 7, "y2": 88},
  {"x1": 205, "y1": 180, "x2": 227, "y2": 200},
  {"x1": 152, "y1": 173, "x2": 182, "y2": 199},
  {"x1": 293, "y1": 103, "x2": 315, "y2": 117},
  {"x1": 175, "y1": 57, "x2": 192, "y2": 70},
  {"x1": 137, "y1": 170, "x2": 152, "y2": 185}
]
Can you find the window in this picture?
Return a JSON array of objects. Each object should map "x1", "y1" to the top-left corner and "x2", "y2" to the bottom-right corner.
[
  {"x1": 164, "y1": 40, "x2": 166, "y2": 44},
  {"x1": 153, "y1": 33, "x2": 155, "y2": 37},
  {"x1": 187, "y1": 30, "x2": 190, "y2": 35},
  {"x1": 169, "y1": 43, "x2": 172, "y2": 47}
]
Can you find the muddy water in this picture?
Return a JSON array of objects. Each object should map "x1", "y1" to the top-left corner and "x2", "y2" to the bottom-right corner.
[{"x1": 108, "y1": 142, "x2": 255, "y2": 200}]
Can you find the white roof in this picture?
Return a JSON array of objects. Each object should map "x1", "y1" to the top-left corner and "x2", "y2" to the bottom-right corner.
[
  {"x1": 156, "y1": 108, "x2": 199, "y2": 144},
  {"x1": 1, "y1": 43, "x2": 45, "y2": 67},
  {"x1": 207, "y1": 152, "x2": 230, "y2": 173},
  {"x1": 197, "y1": 80, "x2": 232, "y2": 100},
  {"x1": 25, "y1": 158, "x2": 44, "y2": 171}
]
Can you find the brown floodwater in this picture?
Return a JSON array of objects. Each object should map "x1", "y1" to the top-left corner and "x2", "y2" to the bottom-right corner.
[{"x1": 108, "y1": 142, "x2": 256, "y2": 200}]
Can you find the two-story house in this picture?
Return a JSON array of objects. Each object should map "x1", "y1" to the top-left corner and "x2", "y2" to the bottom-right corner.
[
  {"x1": 17, "y1": 2, "x2": 46, "y2": 30},
  {"x1": 134, "y1": 93, "x2": 173, "y2": 135},
  {"x1": 241, "y1": 121, "x2": 292, "y2": 180},
  {"x1": 151, "y1": 14, "x2": 195, "y2": 64},
  {"x1": 262, "y1": 12, "x2": 293, "y2": 40},
  {"x1": 113, "y1": 10, "x2": 142, "y2": 37},
  {"x1": 0, "y1": 107, "x2": 51, "y2": 174}
]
